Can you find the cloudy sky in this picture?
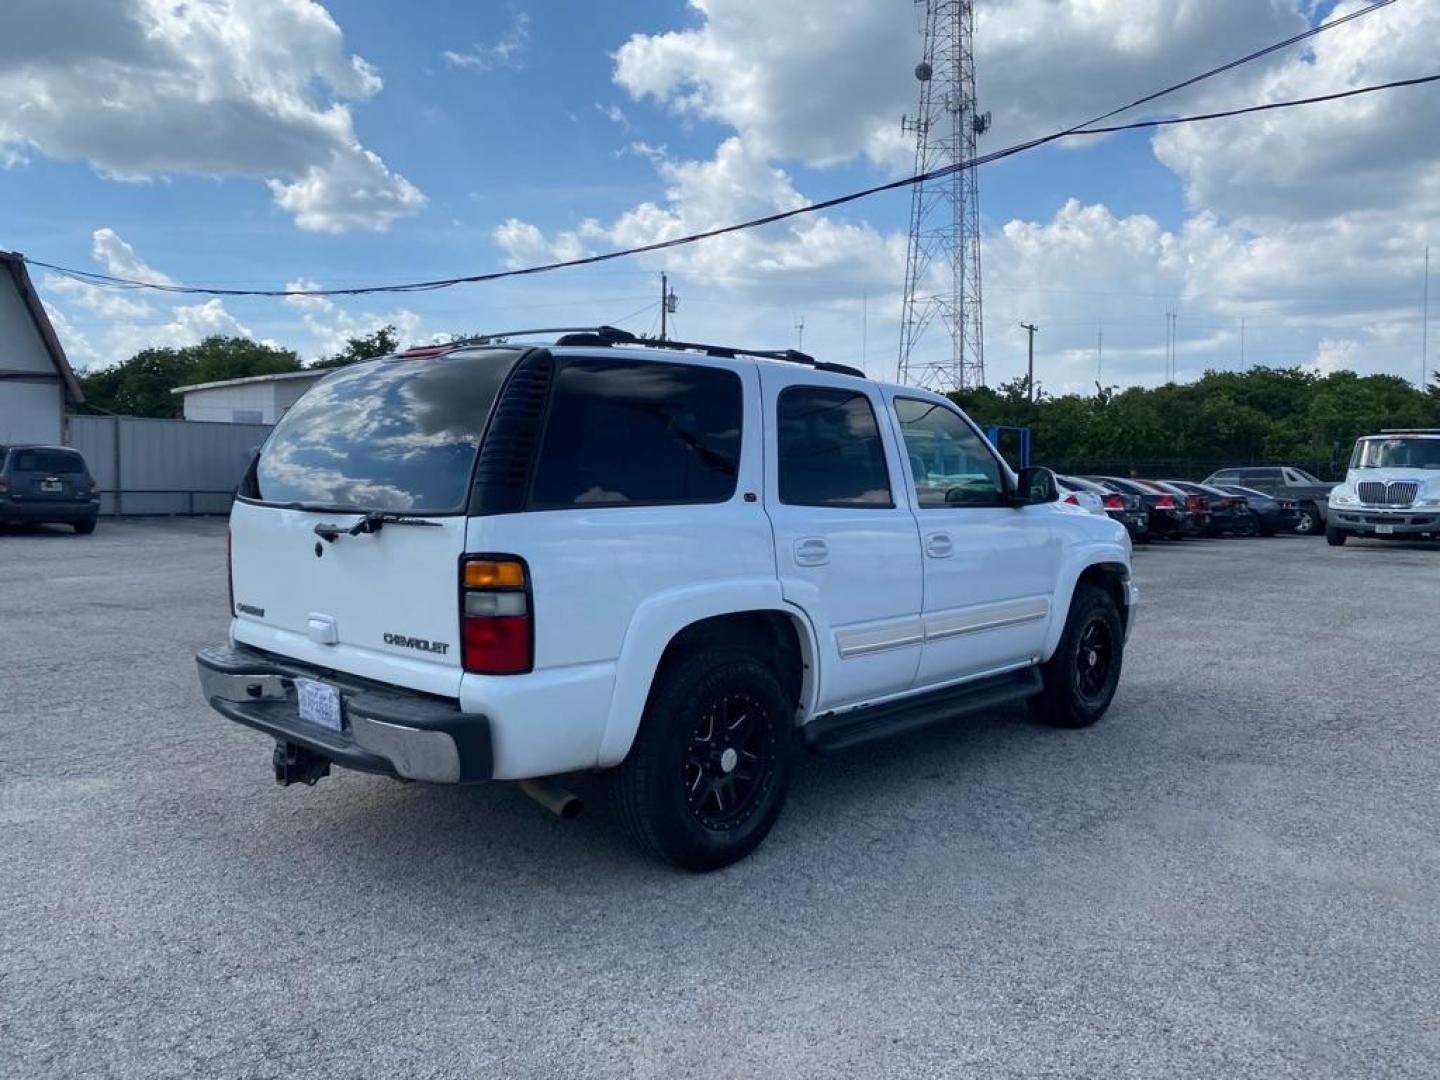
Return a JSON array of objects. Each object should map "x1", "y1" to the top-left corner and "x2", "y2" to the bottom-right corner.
[{"x1": 1, "y1": 0, "x2": 1436, "y2": 393}]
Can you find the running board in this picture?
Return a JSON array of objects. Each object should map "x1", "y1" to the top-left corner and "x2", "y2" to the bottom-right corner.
[{"x1": 801, "y1": 667, "x2": 1043, "y2": 755}]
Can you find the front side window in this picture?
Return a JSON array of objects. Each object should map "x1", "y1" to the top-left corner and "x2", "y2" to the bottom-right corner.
[
  {"x1": 893, "y1": 397, "x2": 1003, "y2": 508},
  {"x1": 529, "y1": 358, "x2": 742, "y2": 509},
  {"x1": 777, "y1": 387, "x2": 892, "y2": 508}
]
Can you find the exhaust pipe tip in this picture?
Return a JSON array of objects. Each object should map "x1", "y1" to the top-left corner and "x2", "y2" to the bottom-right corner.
[{"x1": 519, "y1": 777, "x2": 583, "y2": 820}]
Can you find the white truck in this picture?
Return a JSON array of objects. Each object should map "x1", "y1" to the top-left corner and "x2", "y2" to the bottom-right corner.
[
  {"x1": 195, "y1": 328, "x2": 1138, "y2": 870},
  {"x1": 1326, "y1": 429, "x2": 1440, "y2": 545}
]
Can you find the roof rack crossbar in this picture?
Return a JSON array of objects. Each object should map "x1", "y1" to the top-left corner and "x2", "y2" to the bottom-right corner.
[{"x1": 416, "y1": 325, "x2": 866, "y2": 378}]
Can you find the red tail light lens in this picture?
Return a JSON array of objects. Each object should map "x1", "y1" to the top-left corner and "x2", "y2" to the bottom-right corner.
[
  {"x1": 0, "y1": 476, "x2": 8, "y2": 494},
  {"x1": 1102, "y1": 494, "x2": 1124, "y2": 510},
  {"x1": 1155, "y1": 495, "x2": 1177, "y2": 509},
  {"x1": 1063, "y1": 493, "x2": 1079, "y2": 505},
  {"x1": 1185, "y1": 495, "x2": 1205, "y2": 512},
  {"x1": 461, "y1": 557, "x2": 532, "y2": 674}
]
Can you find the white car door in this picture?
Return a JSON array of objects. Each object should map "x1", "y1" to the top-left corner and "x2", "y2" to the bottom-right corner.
[
  {"x1": 885, "y1": 391, "x2": 1064, "y2": 688},
  {"x1": 759, "y1": 366, "x2": 924, "y2": 711}
]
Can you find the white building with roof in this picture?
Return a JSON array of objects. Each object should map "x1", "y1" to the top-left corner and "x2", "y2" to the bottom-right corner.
[
  {"x1": 0, "y1": 250, "x2": 84, "y2": 445},
  {"x1": 171, "y1": 369, "x2": 327, "y2": 424}
]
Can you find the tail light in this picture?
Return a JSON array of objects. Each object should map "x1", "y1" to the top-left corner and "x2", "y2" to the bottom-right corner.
[
  {"x1": 226, "y1": 530, "x2": 234, "y2": 614},
  {"x1": 1155, "y1": 495, "x2": 1177, "y2": 509},
  {"x1": 88, "y1": 478, "x2": 98, "y2": 495},
  {"x1": 0, "y1": 476, "x2": 8, "y2": 494},
  {"x1": 1184, "y1": 494, "x2": 1206, "y2": 513},
  {"x1": 1063, "y1": 494, "x2": 1079, "y2": 505},
  {"x1": 461, "y1": 556, "x2": 532, "y2": 674},
  {"x1": 1102, "y1": 494, "x2": 1124, "y2": 510}
]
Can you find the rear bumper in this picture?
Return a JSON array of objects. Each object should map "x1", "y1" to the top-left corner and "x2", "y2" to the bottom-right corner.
[
  {"x1": 195, "y1": 644, "x2": 492, "y2": 783},
  {"x1": 1330, "y1": 510, "x2": 1440, "y2": 536},
  {"x1": 0, "y1": 497, "x2": 98, "y2": 522}
]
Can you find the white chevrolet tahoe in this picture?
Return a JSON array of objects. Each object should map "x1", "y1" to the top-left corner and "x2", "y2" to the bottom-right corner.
[
  {"x1": 196, "y1": 327, "x2": 1138, "y2": 870},
  {"x1": 1326, "y1": 429, "x2": 1440, "y2": 545}
]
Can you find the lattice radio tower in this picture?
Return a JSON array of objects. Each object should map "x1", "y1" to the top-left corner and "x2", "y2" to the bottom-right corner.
[{"x1": 898, "y1": 0, "x2": 989, "y2": 392}]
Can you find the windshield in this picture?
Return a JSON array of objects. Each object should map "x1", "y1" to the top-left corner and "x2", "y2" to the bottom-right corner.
[
  {"x1": 248, "y1": 349, "x2": 519, "y2": 513},
  {"x1": 1350, "y1": 438, "x2": 1440, "y2": 470}
]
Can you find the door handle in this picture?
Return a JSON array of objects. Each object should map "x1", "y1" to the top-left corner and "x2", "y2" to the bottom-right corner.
[
  {"x1": 925, "y1": 532, "x2": 954, "y2": 559},
  {"x1": 793, "y1": 537, "x2": 830, "y2": 566}
]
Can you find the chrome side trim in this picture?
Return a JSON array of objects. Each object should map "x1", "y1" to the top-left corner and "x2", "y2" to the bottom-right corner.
[
  {"x1": 835, "y1": 619, "x2": 926, "y2": 659},
  {"x1": 924, "y1": 597, "x2": 1050, "y2": 643}
]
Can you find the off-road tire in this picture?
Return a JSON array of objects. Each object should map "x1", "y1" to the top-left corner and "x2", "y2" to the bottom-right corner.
[
  {"x1": 614, "y1": 647, "x2": 794, "y2": 872},
  {"x1": 1028, "y1": 585, "x2": 1124, "y2": 729}
]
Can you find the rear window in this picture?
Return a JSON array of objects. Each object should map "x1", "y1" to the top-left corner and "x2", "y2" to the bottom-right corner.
[
  {"x1": 248, "y1": 349, "x2": 518, "y2": 513},
  {"x1": 11, "y1": 449, "x2": 85, "y2": 474},
  {"x1": 529, "y1": 358, "x2": 742, "y2": 509}
]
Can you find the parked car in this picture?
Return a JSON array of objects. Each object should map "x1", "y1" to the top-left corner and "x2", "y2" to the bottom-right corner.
[
  {"x1": 1055, "y1": 475, "x2": 1105, "y2": 516},
  {"x1": 195, "y1": 328, "x2": 1138, "y2": 870},
  {"x1": 0, "y1": 444, "x2": 100, "y2": 534},
  {"x1": 1211, "y1": 484, "x2": 1300, "y2": 536},
  {"x1": 1136, "y1": 479, "x2": 1211, "y2": 536},
  {"x1": 1083, "y1": 476, "x2": 1189, "y2": 538},
  {"x1": 1164, "y1": 480, "x2": 1256, "y2": 536},
  {"x1": 1202, "y1": 466, "x2": 1335, "y2": 536},
  {"x1": 1060, "y1": 475, "x2": 1148, "y2": 540},
  {"x1": 1324, "y1": 429, "x2": 1440, "y2": 546}
]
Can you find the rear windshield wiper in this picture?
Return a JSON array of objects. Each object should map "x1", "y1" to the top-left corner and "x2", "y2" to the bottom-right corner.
[{"x1": 313, "y1": 512, "x2": 442, "y2": 542}]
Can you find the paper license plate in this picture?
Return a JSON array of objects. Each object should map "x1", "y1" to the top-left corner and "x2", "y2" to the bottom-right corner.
[
  {"x1": 1375, "y1": 524, "x2": 1395, "y2": 535},
  {"x1": 40, "y1": 480, "x2": 62, "y2": 492},
  {"x1": 296, "y1": 678, "x2": 343, "y2": 731}
]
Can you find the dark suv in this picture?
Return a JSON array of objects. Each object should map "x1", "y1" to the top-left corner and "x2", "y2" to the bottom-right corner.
[{"x1": 0, "y1": 445, "x2": 100, "y2": 534}]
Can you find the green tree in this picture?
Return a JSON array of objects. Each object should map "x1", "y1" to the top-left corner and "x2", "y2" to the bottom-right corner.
[
  {"x1": 76, "y1": 335, "x2": 301, "y2": 418},
  {"x1": 311, "y1": 325, "x2": 400, "y2": 369}
]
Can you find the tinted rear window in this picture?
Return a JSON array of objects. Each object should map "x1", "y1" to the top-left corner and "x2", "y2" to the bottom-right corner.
[
  {"x1": 11, "y1": 449, "x2": 85, "y2": 474},
  {"x1": 249, "y1": 349, "x2": 518, "y2": 513},
  {"x1": 529, "y1": 358, "x2": 742, "y2": 509}
]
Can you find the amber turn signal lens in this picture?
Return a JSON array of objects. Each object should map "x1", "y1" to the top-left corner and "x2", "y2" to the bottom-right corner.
[{"x1": 464, "y1": 559, "x2": 526, "y2": 588}]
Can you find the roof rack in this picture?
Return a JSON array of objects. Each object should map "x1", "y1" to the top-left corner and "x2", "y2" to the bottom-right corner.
[{"x1": 438, "y1": 325, "x2": 867, "y2": 379}]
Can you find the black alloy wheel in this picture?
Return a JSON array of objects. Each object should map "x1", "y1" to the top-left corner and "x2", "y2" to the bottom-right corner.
[
  {"x1": 615, "y1": 647, "x2": 794, "y2": 871},
  {"x1": 1074, "y1": 617, "x2": 1114, "y2": 703},
  {"x1": 683, "y1": 691, "x2": 777, "y2": 831}
]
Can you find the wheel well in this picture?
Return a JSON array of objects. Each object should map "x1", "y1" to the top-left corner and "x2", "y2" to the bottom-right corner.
[
  {"x1": 653, "y1": 611, "x2": 808, "y2": 716},
  {"x1": 1075, "y1": 562, "x2": 1129, "y2": 631}
]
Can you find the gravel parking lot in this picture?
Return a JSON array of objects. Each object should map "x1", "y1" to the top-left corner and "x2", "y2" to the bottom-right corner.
[{"x1": 2, "y1": 519, "x2": 1437, "y2": 1079}]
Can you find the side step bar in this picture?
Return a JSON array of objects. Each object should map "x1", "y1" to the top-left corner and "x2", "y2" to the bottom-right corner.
[{"x1": 802, "y1": 667, "x2": 1043, "y2": 754}]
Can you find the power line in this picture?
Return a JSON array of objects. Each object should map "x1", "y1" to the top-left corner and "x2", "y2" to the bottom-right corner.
[{"x1": 24, "y1": 6, "x2": 1417, "y2": 301}]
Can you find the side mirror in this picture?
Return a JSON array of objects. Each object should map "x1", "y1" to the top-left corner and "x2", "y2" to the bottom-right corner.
[{"x1": 1014, "y1": 466, "x2": 1059, "y2": 506}]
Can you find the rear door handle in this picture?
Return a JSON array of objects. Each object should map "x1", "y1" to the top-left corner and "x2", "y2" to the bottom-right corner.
[
  {"x1": 793, "y1": 537, "x2": 830, "y2": 566},
  {"x1": 925, "y1": 532, "x2": 954, "y2": 559}
]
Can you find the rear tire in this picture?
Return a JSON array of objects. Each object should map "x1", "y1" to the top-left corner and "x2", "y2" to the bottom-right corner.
[
  {"x1": 614, "y1": 647, "x2": 794, "y2": 872},
  {"x1": 1294, "y1": 503, "x2": 1321, "y2": 536},
  {"x1": 1029, "y1": 585, "x2": 1124, "y2": 729},
  {"x1": 1326, "y1": 523, "x2": 1348, "y2": 547},
  {"x1": 74, "y1": 518, "x2": 96, "y2": 535}
]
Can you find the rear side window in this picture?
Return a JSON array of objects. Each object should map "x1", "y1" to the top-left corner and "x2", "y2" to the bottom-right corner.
[
  {"x1": 529, "y1": 358, "x2": 742, "y2": 509},
  {"x1": 11, "y1": 449, "x2": 85, "y2": 474},
  {"x1": 777, "y1": 387, "x2": 892, "y2": 508},
  {"x1": 248, "y1": 349, "x2": 518, "y2": 513}
]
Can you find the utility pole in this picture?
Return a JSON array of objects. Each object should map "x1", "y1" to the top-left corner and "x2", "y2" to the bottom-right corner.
[
  {"x1": 795, "y1": 314, "x2": 805, "y2": 352},
  {"x1": 1423, "y1": 246, "x2": 1431, "y2": 390},
  {"x1": 660, "y1": 273, "x2": 677, "y2": 341},
  {"x1": 1097, "y1": 325, "x2": 1104, "y2": 383},
  {"x1": 1019, "y1": 322, "x2": 1039, "y2": 402},
  {"x1": 862, "y1": 287, "x2": 869, "y2": 370},
  {"x1": 898, "y1": 0, "x2": 989, "y2": 392},
  {"x1": 1240, "y1": 317, "x2": 1246, "y2": 371}
]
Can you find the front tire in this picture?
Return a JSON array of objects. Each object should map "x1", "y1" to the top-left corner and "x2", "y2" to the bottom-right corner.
[
  {"x1": 1029, "y1": 585, "x2": 1124, "y2": 729},
  {"x1": 615, "y1": 647, "x2": 794, "y2": 871},
  {"x1": 1326, "y1": 523, "x2": 1348, "y2": 547}
]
